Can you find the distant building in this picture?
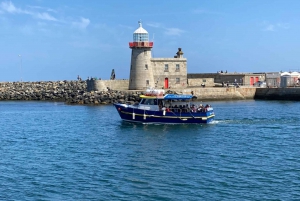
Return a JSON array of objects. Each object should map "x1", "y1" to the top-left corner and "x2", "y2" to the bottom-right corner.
[
  {"x1": 187, "y1": 72, "x2": 266, "y2": 87},
  {"x1": 129, "y1": 21, "x2": 187, "y2": 90}
]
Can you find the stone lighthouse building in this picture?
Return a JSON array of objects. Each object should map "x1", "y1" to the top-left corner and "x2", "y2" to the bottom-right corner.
[
  {"x1": 129, "y1": 21, "x2": 155, "y2": 90},
  {"x1": 129, "y1": 21, "x2": 187, "y2": 90}
]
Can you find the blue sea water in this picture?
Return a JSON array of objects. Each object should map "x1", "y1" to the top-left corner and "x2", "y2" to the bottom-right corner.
[{"x1": 0, "y1": 100, "x2": 300, "y2": 200}]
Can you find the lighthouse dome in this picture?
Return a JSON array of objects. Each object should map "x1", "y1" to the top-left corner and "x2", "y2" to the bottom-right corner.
[{"x1": 133, "y1": 21, "x2": 149, "y2": 42}]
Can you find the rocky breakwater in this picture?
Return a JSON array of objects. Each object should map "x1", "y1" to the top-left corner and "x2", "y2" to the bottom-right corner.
[
  {"x1": 67, "y1": 90, "x2": 143, "y2": 105},
  {"x1": 0, "y1": 81, "x2": 86, "y2": 102},
  {"x1": 0, "y1": 80, "x2": 143, "y2": 105}
]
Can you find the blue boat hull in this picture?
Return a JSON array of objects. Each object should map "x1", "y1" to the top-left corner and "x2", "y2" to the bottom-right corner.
[{"x1": 114, "y1": 104, "x2": 215, "y2": 124}]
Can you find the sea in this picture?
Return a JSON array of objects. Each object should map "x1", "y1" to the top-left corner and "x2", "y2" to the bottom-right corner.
[{"x1": 0, "y1": 100, "x2": 299, "y2": 201}]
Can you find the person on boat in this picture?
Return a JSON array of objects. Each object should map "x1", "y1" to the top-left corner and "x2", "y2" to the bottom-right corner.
[
  {"x1": 166, "y1": 107, "x2": 171, "y2": 112},
  {"x1": 179, "y1": 105, "x2": 183, "y2": 113},
  {"x1": 190, "y1": 104, "x2": 196, "y2": 113},
  {"x1": 197, "y1": 104, "x2": 203, "y2": 112},
  {"x1": 174, "y1": 105, "x2": 178, "y2": 112},
  {"x1": 182, "y1": 105, "x2": 187, "y2": 113}
]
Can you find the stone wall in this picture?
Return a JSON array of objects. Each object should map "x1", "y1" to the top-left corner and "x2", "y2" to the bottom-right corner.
[
  {"x1": 178, "y1": 87, "x2": 257, "y2": 100},
  {"x1": 87, "y1": 79, "x2": 129, "y2": 92},
  {"x1": 255, "y1": 87, "x2": 300, "y2": 100},
  {"x1": 188, "y1": 78, "x2": 214, "y2": 87}
]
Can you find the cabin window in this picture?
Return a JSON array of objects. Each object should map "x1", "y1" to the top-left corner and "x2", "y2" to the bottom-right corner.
[
  {"x1": 142, "y1": 99, "x2": 158, "y2": 105},
  {"x1": 176, "y1": 64, "x2": 180, "y2": 71},
  {"x1": 176, "y1": 78, "x2": 180, "y2": 83},
  {"x1": 145, "y1": 64, "x2": 148, "y2": 70},
  {"x1": 146, "y1": 80, "x2": 149, "y2": 86},
  {"x1": 164, "y1": 64, "x2": 169, "y2": 72}
]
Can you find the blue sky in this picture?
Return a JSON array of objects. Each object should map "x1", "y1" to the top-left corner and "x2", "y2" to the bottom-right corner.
[{"x1": 1, "y1": 0, "x2": 300, "y2": 81}]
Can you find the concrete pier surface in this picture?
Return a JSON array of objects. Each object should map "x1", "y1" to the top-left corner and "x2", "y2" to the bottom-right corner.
[{"x1": 0, "y1": 80, "x2": 299, "y2": 104}]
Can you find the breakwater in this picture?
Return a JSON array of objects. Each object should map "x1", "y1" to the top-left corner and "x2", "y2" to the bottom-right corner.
[{"x1": 0, "y1": 81, "x2": 141, "y2": 104}]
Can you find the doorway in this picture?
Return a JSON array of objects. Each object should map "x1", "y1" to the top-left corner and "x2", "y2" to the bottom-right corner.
[{"x1": 164, "y1": 78, "x2": 169, "y2": 89}]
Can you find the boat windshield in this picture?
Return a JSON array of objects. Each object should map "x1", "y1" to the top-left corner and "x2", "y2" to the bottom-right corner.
[{"x1": 140, "y1": 98, "x2": 158, "y2": 105}]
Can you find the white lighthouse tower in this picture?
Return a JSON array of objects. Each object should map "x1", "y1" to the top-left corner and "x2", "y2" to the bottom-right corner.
[{"x1": 129, "y1": 21, "x2": 155, "y2": 90}]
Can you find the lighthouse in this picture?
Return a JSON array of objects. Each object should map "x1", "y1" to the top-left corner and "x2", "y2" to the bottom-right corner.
[{"x1": 129, "y1": 21, "x2": 155, "y2": 90}]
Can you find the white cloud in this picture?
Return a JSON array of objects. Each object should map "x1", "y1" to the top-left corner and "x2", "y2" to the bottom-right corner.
[
  {"x1": 0, "y1": 1, "x2": 57, "y2": 21},
  {"x1": 147, "y1": 22, "x2": 161, "y2": 28},
  {"x1": 72, "y1": 17, "x2": 90, "y2": 29},
  {"x1": 265, "y1": 24, "x2": 275, "y2": 31},
  {"x1": 164, "y1": 27, "x2": 185, "y2": 36},
  {"x1": 27, "y1": 5, "x2": 57, "y2": 13},
  {"x1": 262, "y1": 21, "x2": 290, "y2": 32},
  {"x1": 36, "y1": 12, "x2": 57, "y2": 21},
  {"x1": 1, "y1": 1, "x2": 18, "y2": 13},
  {"x1": 145, "y1": 22, "x2": 184, "y2": 37}
]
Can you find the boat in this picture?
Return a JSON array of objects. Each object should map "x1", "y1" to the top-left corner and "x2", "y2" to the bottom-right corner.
[{"x1": 114, "y1": 89, "x2": 215, "y2": 124}]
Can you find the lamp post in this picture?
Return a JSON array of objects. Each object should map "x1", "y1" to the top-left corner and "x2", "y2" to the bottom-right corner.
[{"x1": 18, "y1": 54, "x2": 22, "y2": 82}]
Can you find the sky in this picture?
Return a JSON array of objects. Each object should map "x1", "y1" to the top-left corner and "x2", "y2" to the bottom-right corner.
[{"x1": 1, "y1": 0, "x2": 300, "y2": 81}]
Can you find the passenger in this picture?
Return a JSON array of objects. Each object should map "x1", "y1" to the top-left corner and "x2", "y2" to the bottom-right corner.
[
  {"x1": 179, "y1": 105, "x2": 183, "y2": 113},
  {"x1": 166, "y1": 107, "x2": 170, "y2": 112},
  {"x1": 182, "y1": 105, "x2": 187, "y2": 113},
  {"x1": 198, "y1": 104, "x2": 203, "y2": 112},
  {"x1": 190, "y1": 104, "x2": 194, "y2": 112},
  {"x1": 192, "y1": 105, "x2": 197, "y2": 113},
  {"x1": 174, "y1": 105, "x2": 178, "y2": 113}
]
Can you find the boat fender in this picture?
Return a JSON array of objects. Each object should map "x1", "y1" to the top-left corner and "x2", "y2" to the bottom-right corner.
[
  {"x1": 132, "y1": 113, "x2": 135, "y2": 119},
  {"x1": 143, "y1": 114, "x2": 146, "y2": 120},
  {"x1": 163, "y1": 110, "x2": 166, "y2": 116}
]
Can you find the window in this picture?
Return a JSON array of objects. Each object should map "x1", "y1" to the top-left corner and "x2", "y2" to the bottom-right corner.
[
  {"x1": 176, "y1": 78, "x2": 180, "y2": 83},
  {"x1": 203, "y1": 79, "x2": 206, "y2": 82},
  {"x1": 146, "y1": 80, "x2": 149, "y2": 86},
  {"x1": 145, "y1": 64, "x2": 148, "y2": 70},
  {"x1": 164, "y1": 64, "x2": 169, "y2": 71},
  {"x1": 176, "y1": 64, "x2": 180, "y2": 71}
]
